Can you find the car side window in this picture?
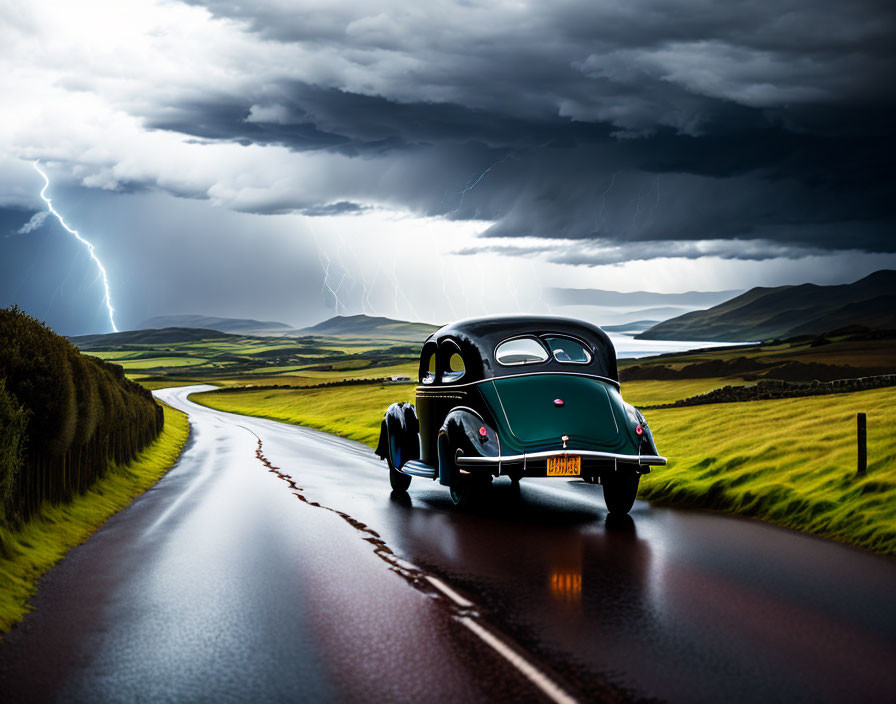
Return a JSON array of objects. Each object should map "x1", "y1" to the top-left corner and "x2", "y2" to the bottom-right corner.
[
  {"x1": 420, "y1": 348, "x2": 436, "y2": 384},
  {"x1": 544, "y1": 336, "x2": 592, "y2": 363},
  {"x1": 443, "y1": 351, "x2": 465, "y2": 383},
  {"x1": 495, "y1": 337, "x2": 549, "y2": 366},
  {"x1": 438, "y1": 339, "x2": 466, "y2": 383}
]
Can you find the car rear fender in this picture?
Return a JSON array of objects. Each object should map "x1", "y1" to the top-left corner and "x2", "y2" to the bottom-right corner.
[
  {"x1": 437, "y1": 408, "x2": 500, "y2": 485},
  {"x1": 620, "y1": 400, "x2": 661, "y2": 457}
]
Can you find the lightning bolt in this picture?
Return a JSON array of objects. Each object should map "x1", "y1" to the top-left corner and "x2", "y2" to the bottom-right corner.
[
  {"x1": 351, "y1": 246, "x2": 379, "y2": 316},
  {"x1": 34, "y1": 161, "x2": 118, "y2": 332},
  {"x1": 314, "y1": 232, "x2": 345, "y2": 313},
  {"x1": 597, "y1": 171, "x2": 618, "y2": 230},
  {"x1": 454, "y1": 155, "x2": 512, "y2": 214}
]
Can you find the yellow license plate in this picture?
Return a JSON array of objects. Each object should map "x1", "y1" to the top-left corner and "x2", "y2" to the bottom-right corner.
[{"x1": 547, "y1": 455, "x2": 581, "y2": 476}]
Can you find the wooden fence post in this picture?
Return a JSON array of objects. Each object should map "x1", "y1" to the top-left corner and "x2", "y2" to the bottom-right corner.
[{"x1": 857, "y1": 412, "x2": 867, "y2": 476}]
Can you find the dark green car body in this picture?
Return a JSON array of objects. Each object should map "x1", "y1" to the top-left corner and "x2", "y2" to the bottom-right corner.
[{"x1": 480, "y1": 375, "x2": 638, "y2": 455}]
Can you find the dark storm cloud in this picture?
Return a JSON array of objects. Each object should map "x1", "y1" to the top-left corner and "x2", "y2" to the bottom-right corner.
[
  {"x1": 156, "y1": 0, "x2": 896, "y2": 255},
  {"x1": 146, "y1": 82, "x2": 601, "y2": 153},
  {"x1": 300, "y1": 200, "x2": 367, "y2": 216}
]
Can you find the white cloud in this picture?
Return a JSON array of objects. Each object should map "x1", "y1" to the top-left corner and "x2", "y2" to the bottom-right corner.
[{"x1": 245, "y1": 104, "x2": 294, "y2": 124}]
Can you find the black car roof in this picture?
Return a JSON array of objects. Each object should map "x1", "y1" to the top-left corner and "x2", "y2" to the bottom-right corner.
[{"x1": 422, "y1": 315, "x2": 618, "y2": 384}]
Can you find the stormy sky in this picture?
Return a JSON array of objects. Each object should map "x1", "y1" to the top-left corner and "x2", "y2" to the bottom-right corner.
[{"x1": 0, "y1": 0, "x2": 894, "y2": 335}]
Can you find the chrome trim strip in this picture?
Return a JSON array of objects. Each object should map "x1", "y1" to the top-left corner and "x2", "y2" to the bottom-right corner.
[
  {"x1": 456, "y1": 450, "x2": 667, "y2": 466},
  {"x1": 416, "y1": 370, "x2": 620, "y2": 392}
]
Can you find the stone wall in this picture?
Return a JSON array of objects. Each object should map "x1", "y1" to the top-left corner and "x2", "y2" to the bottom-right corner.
[{"x1": 644, "y1": 374, "x2": 896, "y2": 409}]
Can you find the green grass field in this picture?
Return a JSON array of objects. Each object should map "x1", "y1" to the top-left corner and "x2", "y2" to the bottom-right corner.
[
  {"x1": 640, "y1": 386, "x2": 896, "y2": 553},
  {"x1": 622, "y1": 378, "x2": 745, "y2": 406},
  {"x1": 193, "y1": 384, "x2": 415, "y2": 447},
  {"x1": 76, "y1": 330, "x2": 421, "y2": 388},
  {"x1": 0, "y1": 403, "x2": 190, "y2": 633},
  {"x1": 114, "y1": 356, "x2": 211, "y2": 369},
  {"x1": 191, "y1": 382, "x2": 896, "y2": 555}
]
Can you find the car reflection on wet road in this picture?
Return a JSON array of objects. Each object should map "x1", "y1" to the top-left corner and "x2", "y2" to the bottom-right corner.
[{"x1": 1, "y1": 385, "x2": 894, "y2": 704}]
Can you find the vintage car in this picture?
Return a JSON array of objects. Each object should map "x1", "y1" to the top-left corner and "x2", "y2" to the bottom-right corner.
[{"x1": 375, "y1": 316, "x2": 666, "y2": 514}]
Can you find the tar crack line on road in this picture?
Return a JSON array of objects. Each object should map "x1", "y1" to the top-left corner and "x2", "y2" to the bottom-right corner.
[{"x1": 237, "y1": 424, "x2": 592, "y2": 704}]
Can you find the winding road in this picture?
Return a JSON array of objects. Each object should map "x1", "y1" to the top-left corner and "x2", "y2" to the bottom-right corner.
[{"x1": 1, "y1": 385, "x2": 894, "y2": 703}]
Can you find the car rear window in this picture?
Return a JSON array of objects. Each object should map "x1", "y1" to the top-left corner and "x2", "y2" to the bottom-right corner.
[
  {"x1": 495, "y1": 337, "x2": 549, "y2": 366},
  {"x1": 544, "y1": 336, "x2": 591, "y2": 363}
]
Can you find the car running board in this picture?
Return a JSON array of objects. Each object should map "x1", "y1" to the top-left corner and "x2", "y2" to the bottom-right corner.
[{"x1": 399, "y1": 460, "x2": 437, "y2": 479}]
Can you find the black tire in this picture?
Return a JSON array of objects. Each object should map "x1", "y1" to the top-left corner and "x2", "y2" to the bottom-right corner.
[
  {"x1": 602, "y1": 470, "x2": 640, "y2": 515},
  {"x1": 449, "y1": 469, "x2": 491, "y2": 507},
  {"x1": 388, "y1": 433, "x2": 412, "y2": 492},
  {"x1": 446, "y1": 441, "x2": 473, "y2": 507},
  {"x1": 448, "y1": 473, "x2": 471, "y2": 507}
]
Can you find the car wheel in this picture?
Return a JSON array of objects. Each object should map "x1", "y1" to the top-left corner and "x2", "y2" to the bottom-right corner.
[
  {"x1": 602, "y1": 470, "x2": 640, "y2": 515},
  {"x1": 388, "y1": 433, "x2": 412, "y2": 492}
]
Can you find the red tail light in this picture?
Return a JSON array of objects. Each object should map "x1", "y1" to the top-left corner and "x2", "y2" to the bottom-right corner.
[
  {"x1": 635, "y1": 425, "x2": 644, "y2": 436},
  {"x1": 478, "y1": 426, "x2": 488, "y2": 441}
]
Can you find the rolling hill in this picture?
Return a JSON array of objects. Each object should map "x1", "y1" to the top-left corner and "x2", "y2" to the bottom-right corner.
[
  {"x1": 637, "y1": 270, "x2": 896, "y2": 341},
  {"x1": 71, "y1": 327, "x2": 239, "y2": 349},
  {"x1": 137, "y1": 314, "x2": 295, "y2": 336},
  {"x1": 298, "y1": 314, "x2": 438, "y2": 341}
]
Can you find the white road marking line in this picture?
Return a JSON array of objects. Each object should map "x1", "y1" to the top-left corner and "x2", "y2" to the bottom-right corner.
[
  {"x1": 426, "y1": 575, "x2": 474, "y2": 608},
  {"x1": 460, "y1": 616, "x2": 578, "y2": 704}
]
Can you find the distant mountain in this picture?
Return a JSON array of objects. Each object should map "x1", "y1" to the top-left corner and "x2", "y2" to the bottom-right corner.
[
  {"x1": 602, "y1": 320, "x2": 660, "y2": 334},
  {"x1": 299, "y1": 314, "x2": 438, "y2": 341},
  {"x1": 72, "y1": 327, "x2": 238, "y2": 349},
  {"x1": 637, "y1": 270, "x2": 896, "y2": 341},
  {"x1": 137, "y1": 314, "x2": 294, "y2": 336},
  {"x1": 549, "y1": 287, "x2": 742, "y2": 308}
]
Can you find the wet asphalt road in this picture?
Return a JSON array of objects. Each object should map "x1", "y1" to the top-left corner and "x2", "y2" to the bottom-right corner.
[{"x1": 2, "y1": 385, "x2": 895, "y2": 703}]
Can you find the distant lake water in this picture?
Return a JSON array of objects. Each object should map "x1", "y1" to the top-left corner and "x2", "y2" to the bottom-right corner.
[{"x1": 609, "y1": 333, "x2": 750, "y2": 360}]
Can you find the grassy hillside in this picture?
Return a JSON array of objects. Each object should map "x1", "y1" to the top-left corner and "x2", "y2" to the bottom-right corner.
[
  {"x1": 193, "y1": 384, "x2": 415, "y2": 447},
  {"x1": 0, "y1": 403, "x2": 189, "y2": 633},
  {"x1": 71, "y1": 326, "x2": 423, "y2": 390},
  {"x1": 71, "y1": 327, "x2": 237, "y2": 347},
  {"x1": 639, "y1": 269, "x2": 896, "y2": 341},
  {"x1": 640, "y1": 387, "x2": 896, "y2": 553}
]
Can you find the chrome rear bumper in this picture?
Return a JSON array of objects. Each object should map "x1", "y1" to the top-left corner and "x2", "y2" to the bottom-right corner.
[{"x1": 456, "y1": 449, "x2": 667, "y2": 467}]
